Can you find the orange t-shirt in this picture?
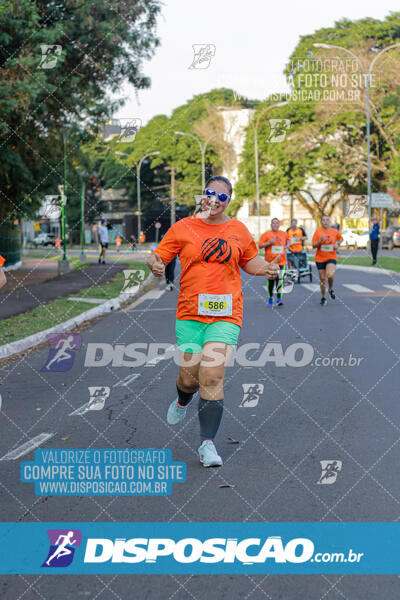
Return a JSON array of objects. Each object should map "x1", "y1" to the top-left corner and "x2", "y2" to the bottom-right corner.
[
  {"x1": 287, "y1": 226, "x2": 306, "y2": 253},
  {"x1": 258, "y1": 230, "x2": 288, "y2": 266},
  {"x1": 153, "y1": 216, "x2": 258, "y2": 326},
  {"x1": 312, "y1": 227, "x2": 343, "y2": 262},
  {"x1": 0, "y1": 255, "x2": 4, "y2": 268}
]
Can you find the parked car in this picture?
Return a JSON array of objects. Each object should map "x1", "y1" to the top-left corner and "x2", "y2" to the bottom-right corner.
[
  {"x1": 33, "y1": 233, "x2": 56, "y2": 247},
  {"x1": 340, "y1": 229, "x2": 369, "y2": 249},
  {"x1": 381, "y1": 226, "x2": 400, "y2": 250}
]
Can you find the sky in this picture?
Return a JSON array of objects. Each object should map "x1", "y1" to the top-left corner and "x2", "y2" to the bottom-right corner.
[{"x1": 114, "y1": 0, "x2": 398, "y2": 125}]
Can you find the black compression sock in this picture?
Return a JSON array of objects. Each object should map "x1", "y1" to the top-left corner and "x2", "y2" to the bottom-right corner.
[
  {"x1": 176, "y1": 386, "x2": 194, "y2": 407},
  {"x1": 198, "y1": 397, "x2": 224, "y2": 442}
]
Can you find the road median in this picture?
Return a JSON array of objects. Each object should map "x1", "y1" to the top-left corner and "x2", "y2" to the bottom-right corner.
[{"x1": 0, "y1": 265, "x2": 154, "y2": 360}]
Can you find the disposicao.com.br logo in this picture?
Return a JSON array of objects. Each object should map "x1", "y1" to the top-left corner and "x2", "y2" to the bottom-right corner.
[{"x1": 83, "y1": 536, "x2": 363, "y2": 566}]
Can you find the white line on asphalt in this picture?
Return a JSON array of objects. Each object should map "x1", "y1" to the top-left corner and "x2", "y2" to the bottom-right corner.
[
  {"x1": 69, "y1": 400, "x2": 106, "y2": 416},
  {"x1": 392, "y1": 316, "x2": 400, "y2": 326},
  {"x1": 113, "y1": 373, "x2": 140, "y2": 387},
  {"x1": 342, "y1": 284, "x2": 374, "y2": 293},
  {"x1": 300, "y1": 284, "x2": 320, "y2": 292},
  {"x1": 69, "y1": 403, "x2": 92, "y2": 416},
  {"x1": 0, "y1": 433, "x2": 55, "y2": 461},
  {"x1": 383, "y1": 285, "x2": 400, "y2": 293},
  {"x1": 140, "y1": 290, "x2": 165, "y2": 300},
  {"x1": 68, "y1": 297, "x2": 106, "y2": 304}
]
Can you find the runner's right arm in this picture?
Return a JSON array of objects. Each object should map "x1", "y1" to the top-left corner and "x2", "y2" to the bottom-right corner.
[
  {"x1": 312, "y1": 231, "x2": 326, "y2": 248},
  {"x1": 147, "y1": 226, "x2": 181, "y2": 277},
  {"x1": 258, "y1": 233, "x2": 275, "y2": 249}
]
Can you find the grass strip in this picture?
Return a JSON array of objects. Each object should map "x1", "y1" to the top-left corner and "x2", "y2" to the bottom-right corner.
[{"x1": 0, "y1": 260, "x2": 149, "y2": 345}]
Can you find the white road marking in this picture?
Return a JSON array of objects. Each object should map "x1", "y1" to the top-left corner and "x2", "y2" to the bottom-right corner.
[
  {"x1": 342, "y1": 284, "x2": 374, "y2": 293},
  {"x1": 383, "y1": 285, "x2": 400, "y2": 293},
  {"x1": 113, "y1": 373, "x2": 140, "y2": 387},
  {"x1": 69, "y1": 400, "x2": 106, "y2": 416},
  {"x1": 392, "y1": 316, "x2": 400, "y2": 326},
  {"x1": 140, "y1": 290, "x2": 165, "y2": 300},
  {"x1": 68, "y1": 297, "x2": 106, "y2": 304},
  {"x1": 0, "y1": 433, "x2": 55, "y2": 461},
  {"x1": 300, "y1": 284, "x2": 320, "y2": 292}
]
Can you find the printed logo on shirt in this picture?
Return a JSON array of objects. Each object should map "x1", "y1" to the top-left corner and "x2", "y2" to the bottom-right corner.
[{"x1": 201, "y1": 238, "x2": 232, "y2": 263}]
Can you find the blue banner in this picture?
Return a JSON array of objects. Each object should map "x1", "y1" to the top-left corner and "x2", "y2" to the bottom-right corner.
[{"x1": 0, "y1": 522, "x2": 398, "y2": 574}]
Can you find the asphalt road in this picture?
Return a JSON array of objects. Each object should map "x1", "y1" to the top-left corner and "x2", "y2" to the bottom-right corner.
[{"x1": 0, "y1": 264, "x2": 399, "y2": 599}]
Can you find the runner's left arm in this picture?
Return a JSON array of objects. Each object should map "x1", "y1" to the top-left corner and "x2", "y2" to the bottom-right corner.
[
  {"x1": 241, "y1": 255, "x2": 280, "y2": 279},
  {"x1": 0, "y1": 255, "x2": 5, "y2": 289},
  {"x1": 241, "y1": 231, "x2": 279, "y2": 278},
  {"x1": 335, "y1": 231, "x2": 343, "y2": 248}
]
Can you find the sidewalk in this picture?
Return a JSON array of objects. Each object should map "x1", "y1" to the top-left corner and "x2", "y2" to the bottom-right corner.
[{"x1": 0, "y1": 258, "x2": 132, "y2": 320}]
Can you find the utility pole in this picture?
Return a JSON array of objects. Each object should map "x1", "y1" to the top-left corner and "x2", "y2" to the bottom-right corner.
[
  {"x1": 166, "y1": 166, "x2": 178, "y2": 225},
  {"x1": 80, "y1": 180, "x2": 86, "y2": 262}
]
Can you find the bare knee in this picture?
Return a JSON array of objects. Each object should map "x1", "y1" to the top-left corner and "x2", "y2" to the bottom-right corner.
[
  {"x1": 177, "y1": 370, "x2": 199, "y2": 393},
  {"x1": 199, "y1": 368, "x2": 224, "y2": 391}
]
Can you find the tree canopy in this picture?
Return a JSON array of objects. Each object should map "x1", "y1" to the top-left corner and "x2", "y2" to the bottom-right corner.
[
  {"x1": 235, "y1": 12, "x2": 400, "y2": 222},
  {"x1": 0, "y1": 0, "x2": 160, "y2": 222}
]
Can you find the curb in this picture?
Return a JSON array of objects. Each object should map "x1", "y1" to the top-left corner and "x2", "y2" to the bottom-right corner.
[
  {"x1": 0, "y1": 273, "x2": 154, "y2": 360},
  {"x1": 4, "y1": 261, "x2": 22, "y2": 272}
]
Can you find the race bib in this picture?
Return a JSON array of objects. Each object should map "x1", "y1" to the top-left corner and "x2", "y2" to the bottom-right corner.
[
  {"x1": 198, "y1": 293, "x2": 232, "y2": 317},
  {"x1": 271, "y1": 245, "x2": 284, "y2": 254},
  {"x1": 321, "y1": 244, "x2": 333, "y2": 252}
]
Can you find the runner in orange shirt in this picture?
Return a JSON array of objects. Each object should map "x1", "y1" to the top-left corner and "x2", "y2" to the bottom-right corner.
[
  {"x1": 147, "y1": 175, "x2": 279, "y2": 467},
  {"x1": 312, "y1": 214, "x2": 343, "y2": 306},
  {"x1": 115, "y1": 235, "x2": 122, "y2": 252},
  {"x1": 286, "y1": 218, "x2": 307, "y2": 273},
  {"x1": 259, "y1": 218, "x2": 290, "y2": 307},
  {"x1": 0, "y1": 254, "x2": 6, "y2": 289}
]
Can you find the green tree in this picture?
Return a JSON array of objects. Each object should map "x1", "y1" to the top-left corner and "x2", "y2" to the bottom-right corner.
[
  {"x1": 0, "y1": 0, "x2": 160, "y2": 224},
  {"x1": 235, "y1": 13, "x2": 400, "y2": 222}
]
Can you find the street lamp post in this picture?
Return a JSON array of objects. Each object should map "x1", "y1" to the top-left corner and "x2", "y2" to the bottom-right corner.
[
  {"x1": 175, "y1": 131, "x2": 217, "y2": 190},
  {"x1": 59, "y1": 124, "x2": 72, "y2": 274},
  {"x1": 313, "y1": 42, "x2": 400, "y2": 232},
  {"x1": 249, "y1": 102, "x2": 288, "y2": 240},
  {"x1": 80, "y1": 178, "x2": 86, "y2": 262}
]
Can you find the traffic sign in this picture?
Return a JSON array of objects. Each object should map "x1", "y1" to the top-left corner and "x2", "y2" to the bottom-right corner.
[
  {"x1": 371, "y1": 193, "x2": 393, "y2": 208},
  {"x1": 155, "y1": 221, "x2": 161, "y2": 229}
]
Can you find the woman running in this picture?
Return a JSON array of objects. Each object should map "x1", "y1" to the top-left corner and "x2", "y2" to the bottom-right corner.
[
  {"x1": 259, "y1": 218, "x2": 290, "y2": 307},
  {"x1": 148, "y1": 176, "x2": 279, "y2": 467}
]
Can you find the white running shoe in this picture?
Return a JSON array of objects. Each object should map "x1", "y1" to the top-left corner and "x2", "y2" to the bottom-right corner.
[
  {"x1": 198, "y1": 440, "x2": 223, "y2": 467},
  {"x1": 167, "y1": 397, "x2": 186, "y2": 425}
]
